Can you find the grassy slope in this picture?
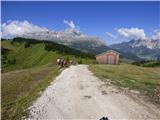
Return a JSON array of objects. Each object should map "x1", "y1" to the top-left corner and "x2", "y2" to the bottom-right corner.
[
  {"x1": 2, "y1": 65, "x2": 60, "y2": 120},
  {"x1": 89, "y1": 63, "x2": 160, "y2": 104},
  {"x1": 2, "y1": 40, "x2": 95, "y2": 72}
]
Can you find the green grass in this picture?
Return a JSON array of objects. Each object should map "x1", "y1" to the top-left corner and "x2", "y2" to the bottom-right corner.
[
  {"x1": 89, "y1": 63, "x2": 160, "y2": 104},
  {"x1": 2, "y1": 64, "x2": 61, "y2": 120},
  {"x1": 2, "y1": 40, "x2": 95, "y2": 72}
]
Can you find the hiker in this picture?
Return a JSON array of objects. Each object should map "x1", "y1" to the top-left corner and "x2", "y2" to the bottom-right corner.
[
  {"x1": 57, "y1": 58, "x2": 72, "y2": 67},
  {"x1": 56, "y1": 58, "x2": 61, "y2": 65},
  {"x1": 64, "y1": 58, "x2": 70, "y2": 66},
  {"x1": 63, "y1": 59, "x2": 67, "y2": 66},
  {"x1": 70, "y1": 60, "x2": 73, "y2": 65},
  {"x1": 60, "y1": 58, "x2": 64, "y2": 67}
]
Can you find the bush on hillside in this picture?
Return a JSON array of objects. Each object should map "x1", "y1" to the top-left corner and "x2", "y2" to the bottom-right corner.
[
  {"x1": 1, "y1": 47, "x2": 10, "y2": 65},
  {"x1": 25, "y1": 42, "x2": 31, "y2": 48},
  {"x1": 78, "y1": 59, "x2": 82, "y2": 64},
  {"x1": 8, "y1": 59, "x2": 16, "y2": 64}
]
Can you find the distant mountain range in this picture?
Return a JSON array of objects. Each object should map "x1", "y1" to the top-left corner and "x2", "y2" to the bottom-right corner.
[
  {"x1": 3, "y1": 26, "x2": 160, "y2": 61},
  {"x1": 15, "y1": 28, "x2": 111, "y2": 55},
  {"x1": 110, "y1": 39, "x2": 160, "y2": 60}
]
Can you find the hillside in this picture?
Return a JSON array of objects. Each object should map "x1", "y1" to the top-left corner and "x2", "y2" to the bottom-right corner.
[{"x1": 1, "y1": 37, "x2": 95, "y2": 72}]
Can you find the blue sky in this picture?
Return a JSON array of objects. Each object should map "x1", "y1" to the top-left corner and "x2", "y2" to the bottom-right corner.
[{"x1": 1, "y1": 1, "x2": 160, "y2": 44}]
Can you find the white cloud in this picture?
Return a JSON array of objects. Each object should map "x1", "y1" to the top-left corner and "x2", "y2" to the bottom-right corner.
[
  {"x1": 105, "y1": 32, "x2": 117, "y2": 39},
  {"x1": 0, "y1": 20, "x2": 98, "y2": 43},
  {"x1": 152, "y1": 31, "x2": 160, "y2": 40},
  {"x1": 1, "y1": 20, "x2": 48, "y2": 38},
  {"x1": 63, "y1": 20, "x2": 76, "y2": 29},
  {"x1": 117, "y1": 27, "x2": 146, "y2": 40}
]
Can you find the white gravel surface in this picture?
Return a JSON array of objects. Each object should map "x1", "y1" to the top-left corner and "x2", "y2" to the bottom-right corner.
[{"x1": 28, "y1": 65, "x2": 160, "y2": 120}]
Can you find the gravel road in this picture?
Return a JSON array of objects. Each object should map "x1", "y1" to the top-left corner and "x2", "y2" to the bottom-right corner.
[{"x1": 28, "y1": 65, "x2": 160, "y2": 120}]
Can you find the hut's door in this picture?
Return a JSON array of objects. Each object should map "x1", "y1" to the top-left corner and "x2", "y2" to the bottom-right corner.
[{"x1": 108, "y1": 55, "x2": 114, "y2": 64}]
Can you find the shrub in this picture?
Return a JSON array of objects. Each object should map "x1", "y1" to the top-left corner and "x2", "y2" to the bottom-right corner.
[
  {"x1": 8, "y1": 59, "x2": 16, "y2": 64},
  {"x1": 78, "y1": 59, "x2": 82, "y2": 64}
]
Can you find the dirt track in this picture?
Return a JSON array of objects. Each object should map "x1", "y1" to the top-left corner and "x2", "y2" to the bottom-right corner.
[{"x1": 28, "y1": 65, "x2": 160, "y2": 119}]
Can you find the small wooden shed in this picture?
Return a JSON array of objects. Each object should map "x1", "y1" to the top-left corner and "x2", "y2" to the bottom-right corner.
[{"x1": 96, "y1": 50, "x2": 120, "y2": 64}]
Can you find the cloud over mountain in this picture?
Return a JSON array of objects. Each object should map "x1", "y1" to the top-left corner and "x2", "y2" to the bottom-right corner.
[
  {"x1": 105, "y1": 32, "x2": 117, "y2": 39},
  {"x1": 1, "y1": 20, "x2": 103, "y2": 42},
  {"x1": 1, "y1": 20, "x2": 81, "y2": 39},
  {"x1": 1, "y1": 20, "x2": 48, "y2": 38},
  {"x1": 117, "y1": 27, "x2": 146, "y2": 40},
  {"x1": 152, "y1": 30, "x2": 160, "y2": 40},
  {"x1": 63, "y1": 20, "x2": 76, "y2": 29}
]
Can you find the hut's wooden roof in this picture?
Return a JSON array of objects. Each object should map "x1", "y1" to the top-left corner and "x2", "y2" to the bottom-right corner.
[{"x1": 95, "y1": 50, "x2": 120, "y2": 57}]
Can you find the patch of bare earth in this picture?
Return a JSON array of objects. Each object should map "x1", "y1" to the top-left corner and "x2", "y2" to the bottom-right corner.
[{"x1": 28, "y1": 65, "x2": 160, "y2": 119}]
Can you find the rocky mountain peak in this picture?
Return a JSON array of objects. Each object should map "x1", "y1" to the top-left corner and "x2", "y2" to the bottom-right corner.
[{"x1": 129, "y1": 39, "x2": 160, "y2": 49}]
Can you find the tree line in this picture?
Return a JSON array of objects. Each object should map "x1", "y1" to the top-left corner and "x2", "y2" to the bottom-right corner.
[{"x1": 11, "y1": 37, "x2": 95, "y2": 59}]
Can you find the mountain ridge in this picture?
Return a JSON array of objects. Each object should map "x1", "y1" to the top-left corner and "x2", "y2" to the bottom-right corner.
[{"x1": 110, "y1": 39, "x2": 160, "y2": 60}]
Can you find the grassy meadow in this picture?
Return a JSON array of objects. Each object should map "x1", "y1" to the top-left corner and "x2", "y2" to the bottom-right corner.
[
  {"x1": 89, "y1": 63, "x2": 160, "y2": 104},
  {"x1": 1, "y1": 65, "x2": 60, "y2": 120}
]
